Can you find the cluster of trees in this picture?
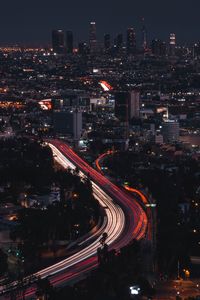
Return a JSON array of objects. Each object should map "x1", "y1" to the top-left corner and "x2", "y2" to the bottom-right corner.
[
  {"x1": 31, "y1": 240, "x2": 154, "y2": 300},
  {"x1": 6, "y1": 240, "x2": 154, "y2": 300},
  {"x1": 10, "y1": 170, "x2": 100, "y2": 270},
  {"x1": 103, "y1": 146, "x2": 200, "y2": 276},
  {"x1": 0, "y1": 138, "x2": 100, "y2": 278},
  {"x1": 138, "y1": 157, "x2": 199, "y2": 276},
  {"x1": 0, "y1": 137, "x2": 54, "y2": 203},
  {"x1": 0, "y1": 249, "x2": 8, "y2": 277}
]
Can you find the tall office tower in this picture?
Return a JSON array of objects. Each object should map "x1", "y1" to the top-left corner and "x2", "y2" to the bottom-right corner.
[
  {"x1": 52, "y1": 30, "x2": 65, "y2": 54},
  {"x1": 151, "y1": 39, "x2": 166, "y2": 56},
  {"x1": 78, "y1": 42, "x2": 88, "y2": 55},
  {"x1": 115, "y1": 90, "x2": 140, "y2": 149},
  {"x1": 129, "y1": 90, "x2": 140, "y2": 119},
  {"x1": 169, "y1": 33, "x2": 176, "y2": 56},
  {"x1": 89, "y1": 21, "x2": 97, "y2": 53},
  {"x1": 193, "y1": 43, "x2": 200, "y2": 59},
  {"x1": 53, "y1": 110, "x2": 82, "y2": 140},
  {"x1": 115, "y1": 33, "x2": 123, "y2": 50},
  {"x1": 160, "y1": 41, "x2": 167, "y2": 56},
  {"x1": 162, "y1": 120, "x2": 179, "y2": 143},
  {"x1": 66, "y1": 31, "x2": 73, "y2": 54},
  {"x1": 127, "y1": 28, "x2": 136, "y2": 55},
  {"x1": 104, "y1": 34, "x2": 111, "y2": 51},
  {"x1": 115, "y1": 90, "x2": 140, "y2": 122},
  {"x1": 142, "y1": 18, "x2": 148, "y2": 51}
]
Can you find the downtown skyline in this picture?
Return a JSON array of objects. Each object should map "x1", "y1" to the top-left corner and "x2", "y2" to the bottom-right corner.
[{"x1": 0, "y1": 0, "x2": 199, "y2": 45}]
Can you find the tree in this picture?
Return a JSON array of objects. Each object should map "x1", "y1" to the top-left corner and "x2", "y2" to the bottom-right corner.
[
  {"x1": 0, "y1": 249, "x2": 8, "y2": 276},
  {"x1": 35, "y1": 277, "x2": 55, "y2": 300}
]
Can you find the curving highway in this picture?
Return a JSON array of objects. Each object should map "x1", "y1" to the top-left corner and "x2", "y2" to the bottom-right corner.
[
  {"x1": 48, "y1": 140, "x2": 148, "y2": 243},
  {"x1": 0, "y1": 139, "x2": 148, "y2": 299}
]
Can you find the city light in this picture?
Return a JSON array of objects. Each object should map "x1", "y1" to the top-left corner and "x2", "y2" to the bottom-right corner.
[
  {"x1": 0, "y1": 8, "x2": 200, "y2": 300},
  {"x1": 129, "y1": 286, "x2": 140, "y2": 295}
]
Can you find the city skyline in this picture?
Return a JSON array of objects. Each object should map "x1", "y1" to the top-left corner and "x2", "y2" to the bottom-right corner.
[{"x1": 0, "y1": 0, "x2": 199, "y2": 45}]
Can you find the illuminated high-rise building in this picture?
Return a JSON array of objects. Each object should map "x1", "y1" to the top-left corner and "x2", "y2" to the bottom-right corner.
[
  {"x1": 115, "y1": 90, "x2": 140, "y2": 148},
  {"x1": 162, "y1": 120, "x2": 179, "y2": 143},
  {"x1": 193, "y1": 42, "x2": 200, "y2": 59},
  {"x1": 127, "y1": 28, "x2": 136, "y2": 54},
  {"x1": 169, "y1": 33, "x2": 176, "y2": 56},
  {"x1": 142, "y1": 18, "x2": 148, "y2": 51},
  {"x1": 66, "y1": 31, "x2": 73, "y2": 54},
  {"x1": 89, "y1": 21, "x2": 97, "y2": 53},
  {"x1": 52, "y1": 30, "x2": 65, "y2": 54},
  {"x1": 115, "y1": 90, "x2": 140, "y2": 121}
]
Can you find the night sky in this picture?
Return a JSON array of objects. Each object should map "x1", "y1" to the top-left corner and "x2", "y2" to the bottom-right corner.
[{"x1": 1, "y1": 0, "x2": 199, "y2": 45}]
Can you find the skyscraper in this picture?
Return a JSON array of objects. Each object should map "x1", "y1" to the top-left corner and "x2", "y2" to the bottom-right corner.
[
  {"x1": 52, "y1": 30, "x2": 65, "y2": 54},
  {"x1": 193, "y1": 42, "x2": 200, "y2": 59},
  {"x1": 89, "y1": 22, "x2": 97, "y2": 53},
  {"x1": 78, "y1": 42, "x2": 88, "y2": 55},
  {"x1": 142, "y1": 18, "x2": 148, "y2": 51},
  {"x1": 151, "y1": 39, "x2": 166, "y2": 56},
  {"x1": 104, "y1": 34, "x2": 111, "y2": 51},
  {"x1": 115, "y1": 90, "x2": 140, "y2": 121},
  {"x1": 127, "y1": 28, "x2": 136, "y2": 55},
  {"x1": 66, "y1": 31, "x2": 73, "y2": 54},
  {"x1": 169, "y1": 33, "x2": 176, "y2": 56},
  {"x1": 53, "y1": 111, "x2": 82, "y2": 140},
  {"x1": 129, "y1": 90, "x2": 140, "y2": 119},
  {"x1": 162, "y1": 120, "x2": 179, "y2": 143},
  {"x1": 115, "y1": 33, "x2": 123, "y2": 51}
]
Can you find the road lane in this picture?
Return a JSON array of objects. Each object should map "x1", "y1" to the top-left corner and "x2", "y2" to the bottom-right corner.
[{"x1": 0, "y1": 140, "x2": 148, "y2": 299}]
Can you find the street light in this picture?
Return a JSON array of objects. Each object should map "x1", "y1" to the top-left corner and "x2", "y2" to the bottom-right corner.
[
  {"x1": 129, "y1": 285, "x2": 140, "y2": 295},
  {"x1": 183, "y1": 269, "x2": 190, "y2": 279}
]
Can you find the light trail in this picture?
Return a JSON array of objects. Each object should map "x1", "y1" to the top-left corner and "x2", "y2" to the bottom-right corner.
[{"x1": 0, "y1": 140, "x2": 148, "y2": 299}]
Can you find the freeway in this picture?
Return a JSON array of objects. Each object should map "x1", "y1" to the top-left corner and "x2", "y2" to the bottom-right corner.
[
  {"x1": 95, "y1": 149, "x2": 153, "y2": 242},
  {"x1": 49, "y1": 140, "x2": 148, "y2": 243},
  {"x1": 0, "y1": 140, "x2": 148, "y2": 299}
]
